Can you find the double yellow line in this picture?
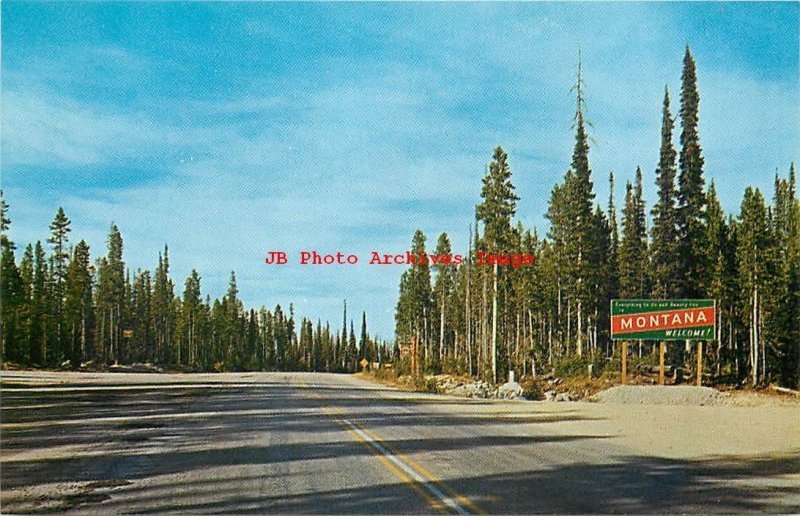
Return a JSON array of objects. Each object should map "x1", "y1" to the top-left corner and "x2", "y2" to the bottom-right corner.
[{"x1": 299, "y1": 379, "x2": 482, "y2": 514}]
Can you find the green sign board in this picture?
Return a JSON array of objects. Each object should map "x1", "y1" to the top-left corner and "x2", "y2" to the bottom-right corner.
[{"x1": 611, "y1": 299, "x2": 716, "y2": 340}]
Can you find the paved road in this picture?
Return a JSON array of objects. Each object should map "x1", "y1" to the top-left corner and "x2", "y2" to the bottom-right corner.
[{"x1": 1, "y1": 372, "x2": 798, "y2": 513}]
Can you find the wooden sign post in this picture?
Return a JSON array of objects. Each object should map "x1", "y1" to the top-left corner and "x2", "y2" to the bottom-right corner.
[
  {"x1": 697, "y1": 341, "x2": 703, "y2": 387},
  {"x1": 659, "y1": 341, "x2": 666, "y2": 385},
  {"x1": 621, "y1": 341, "x2": 627, "y2": 384}
]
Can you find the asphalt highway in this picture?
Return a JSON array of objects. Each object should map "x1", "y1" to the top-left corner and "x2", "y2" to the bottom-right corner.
[{"x1": 1, "y1": 372, "x2": 798, "y2": 513}]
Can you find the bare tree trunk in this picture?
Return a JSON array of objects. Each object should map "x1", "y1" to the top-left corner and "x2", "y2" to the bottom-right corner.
[
  {"x1": 515, "y1": 312, "x2": 521, "y2": 376},
  {"x1": 466, "y1": 266, "x2": 472, "y2": 377},
  {"x1": 528, "y1": 310, "x2": 537, "y2": 378},
  {"x1": 752, "y1": 284, "x2": 758, "y2": 386},
  {"x1": 439, "y1": 301, "x2": 445, "y2": 365},
  {"x1": 491, "y1": 261, "x2": 498, "y2": 384},
  {"x1": 577, "y1": 300, "x2": 583, "y2": 358},
  {"x1": 566, "y1": 300, "x2": 572, "y2": 357},
  {"x1": 481, "y1": 271, "x2": 487, "y2": 381},
  {"x1": 759, "y1": 292, "x2": 765, "y2": 383},
  {"x1": 593, "y1": 306, "x2": 598, "y2": 360},
  {"x1": 716, "y1": 306, "x2": 722, "y2": 378}
]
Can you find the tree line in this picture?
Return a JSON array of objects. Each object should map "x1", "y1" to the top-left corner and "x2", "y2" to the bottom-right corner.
[
  {"x1": 0, "y1": 206, "x2": 387, "y2": 372},
  {"x1": 394, "y1": 47, "x2": 799, "y2": 389}
]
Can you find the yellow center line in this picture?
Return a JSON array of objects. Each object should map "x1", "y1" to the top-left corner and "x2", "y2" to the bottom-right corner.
[
  {"x1": 297, "y1": 377, "x2": 481, "y2": 514},
  {"x1": 353, "y1": 420, "x2": 484, "y2": 515}
]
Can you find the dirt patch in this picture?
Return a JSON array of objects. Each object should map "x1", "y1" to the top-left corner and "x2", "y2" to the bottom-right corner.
[
  {"x1": 592, "y1": 384, "x2": 800, "y2": 407},
  {"x1": 592, "y1": 385, "x2": 729, "y2": 406}
]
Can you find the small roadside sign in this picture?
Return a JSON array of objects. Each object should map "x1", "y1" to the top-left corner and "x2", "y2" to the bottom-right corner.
[{"x1": 359, "y1": 358, "x2": 369, "y2": 369}]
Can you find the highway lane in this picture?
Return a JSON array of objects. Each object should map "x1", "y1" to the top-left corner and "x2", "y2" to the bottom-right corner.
[{"x1": 1, "y1": 372, "x2": 799, "y2": 513}]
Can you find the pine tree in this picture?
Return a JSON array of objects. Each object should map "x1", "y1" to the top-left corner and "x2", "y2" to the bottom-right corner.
[
  {"x1": 619, "y1": 169, "x2": 648, "y2": 298},
  {"x1": 607, "y1": 172, "x2": 620, "y2": 302},
  {"x1": 0, "y1": 193, "x2": 24, "y2": 363},
  {"x1": 131, "y1": 270, "x2": 153, "y2": 363},
  {"x1": 651, "y1": 87, "x2": 680, "y2": 298},
  {"x1": 769, "y1": 165, "x2": 800, "y2": 387},
  {"x1": 433, "y1": 232, "x2": 456, "y2": 368},
  {"x1": 63, "y1": 240, "x2": 93, "y2": 367},
  {"x1": 179, "y1": 270, "x2": 202, "y2": 367},
  {"x1": 395, "y1": 230, "x2": 433, "y2": 369},
  {"x1": 95, "y1": 224, "x2": 125, "y2": 364},
  {"x1": 476, "y1": 147, "x2": 519, "y2": 251},
  {"x1": 153, "y1": 246, "x2": 176, "y2": 365},
  {"x1": 705, "y1": 181, "x2": 731, "y2": 374},
  {"x1": 548, "y1": 54, "x2": 598, "y2": 359},
  {"x1": 30, "y1": 242, "x2": 48, "y2": 365},
  {"x1": 359, "y1": 311, "x2": 371, "y2": 368},
  {"x1": 346, "y1": 321, "x2": 358, "y2": 372},
  {"x1": 677, "y1": 47, "x2": 707, "y2": 297},
  {"x1": 17, "y1": 244, "x2": 35, "y2": 364},
  {"x1": 737, "y1": 187, "x2": 769, "y2": 386},
  {"x1": 476, "y1": 147, "x2": 519, "y2": 381},
  {"x1": 45, "y1": 207, "x2": 71, "y2": 363}
]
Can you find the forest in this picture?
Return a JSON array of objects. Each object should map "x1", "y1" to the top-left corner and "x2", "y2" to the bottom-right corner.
[
  {"x1": 1, "y1": 47, "x2": 798, "y2": 388},
  {"x1": 394, "y1": 47, "x2": 799, "y2": 389},
  {"x1": 0, "y1": 203, "x2": 387, "y2": 373}
]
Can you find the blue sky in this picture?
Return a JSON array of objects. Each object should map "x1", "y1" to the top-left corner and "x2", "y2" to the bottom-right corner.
[{"x1": 2, "y1": 2, "x2": 798, "y2": 339}]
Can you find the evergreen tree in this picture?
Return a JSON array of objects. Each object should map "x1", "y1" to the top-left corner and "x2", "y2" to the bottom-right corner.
[
  {"x1": 736, "y1": 187, "x2": 769, "y2": 385},
  {"x1": 30, "y1": 242, "x2": 48, "y2": 365},
  {"x1": 63, "y1": 241, "x2": 93, "y2": 367},
  {"x1": 0, "y1": 194, "x2": 24, "y2": 363},
  {"x1": 179, "y1": 270, "x2": 202, "y2": 367},
  {"x1": 359, "y1": 311, "x2": 371, "y2": 368},
  {"x1": 619, "y1": 169, "x2": 648, "y2": 298},
  {"x1": 17, "y1": 244, "x2": 35, "y2": 364},
  {"x1": 677, "y1": 47, "x2": 707, "y2": 297},
  {"x1": 769, "y1": 166, "x2": 800, "y2": 387},
  {"x1": 476, "y1": 147, "x2": 519, "y2": 381},
  {"x1": 395, "y1": 230, "x2": 433, "y2": 367},
  {"x1": 476, "y1": 147, "x2": 519, "y2": 250},
  {"x1": 46, "y1": 208, "x2": 71, "y2": 364},
  {"x1": 95, "y1": 224, "x2": 125, "y2": 364},
  {"x1": 433, "y1": 232, "x2": 456, "y2": 367},
  {"x1": 347, "y1": 321, "x2": 358, "y2": 372},
  {"x1": 607, "y1": 172, "x2": 620, "y2": 302},
  {"x1": 153, "y1": 247, "x2": 176, "y2": 365},
  {"x1": 651, "y1": 87, "x2": 680, "y2": 298},
  {"x1": 131, "y1": 270, "x2": 153, "y2": 363}
]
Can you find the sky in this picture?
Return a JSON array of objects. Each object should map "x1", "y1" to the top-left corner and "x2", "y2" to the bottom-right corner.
[{"x1": 2, "y1": 2, "x2": 798, "y2": 339}]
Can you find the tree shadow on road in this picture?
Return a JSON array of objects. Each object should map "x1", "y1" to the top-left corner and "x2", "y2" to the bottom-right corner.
[{"x1": 86, "y1": 452, "x2": 800, "y2": 514}]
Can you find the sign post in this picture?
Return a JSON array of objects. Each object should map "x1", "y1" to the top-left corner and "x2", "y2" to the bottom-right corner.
[
  {"x1": 697, "y1": 341, "x2": 703, "y2": 387},
  {"x1": 611, "y1": 300, "x2": 716, "y2": 386},
  {"x1": 621, "y1": 341, "x2": 627, "y2": 384}
]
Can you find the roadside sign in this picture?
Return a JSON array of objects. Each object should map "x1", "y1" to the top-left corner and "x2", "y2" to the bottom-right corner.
[
  {"x1": 359, "y1": 358, "x2": 369, "y2": 369},
  {"x1": 611, "y1": 299, "x2": 715, "y2": 340},
  {"x1": 122, "y1": 329, "x2": 134, "y2": 338}
]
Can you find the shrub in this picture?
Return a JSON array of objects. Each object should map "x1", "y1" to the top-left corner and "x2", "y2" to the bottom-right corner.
[{"x1": 521, "y1": 378, "x2": 545, "y2": 400}]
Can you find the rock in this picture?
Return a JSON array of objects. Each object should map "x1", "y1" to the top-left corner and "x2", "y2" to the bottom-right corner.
[
  {"x1": 544, "y1": 390, "x2": 557, "y2": 401},
  {"x1": 497, "y1": 381, "x2": 524, "y2": 399},
  {"x1": 555, "y1": 392, "x2": 573, "y2": 402}
]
